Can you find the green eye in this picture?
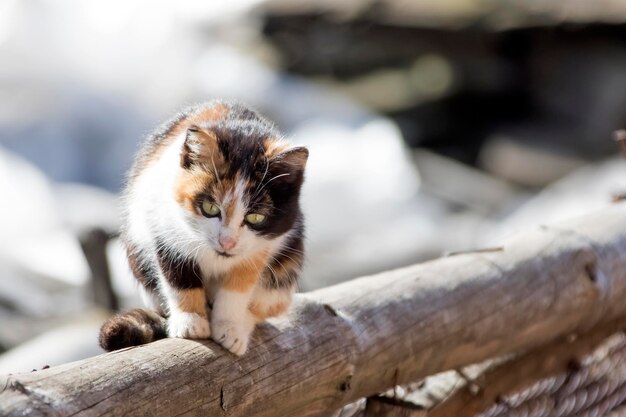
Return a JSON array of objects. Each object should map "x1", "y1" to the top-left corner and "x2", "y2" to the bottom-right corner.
[
  {"x1": 201, "y1": 200, "x2": 220, "y2": 217},
  {"x1": 245, "y1": 213, "x2": 266, "y2": 225}
]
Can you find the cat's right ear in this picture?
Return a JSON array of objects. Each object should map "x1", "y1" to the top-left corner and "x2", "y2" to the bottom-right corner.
[{"x1": 181, "y1": 126, "x2": 223, "y2": 169}]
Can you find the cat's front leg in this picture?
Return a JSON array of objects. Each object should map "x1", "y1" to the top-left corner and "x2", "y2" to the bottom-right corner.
[
  {"x1": 156, "y1": 246, "x2": 210, "y2": 339},
  {"x1": 212, "y1": 259, "x2": 265, "y2": 355},
  {"x1": 212, "y1": 287, "x2": 257, "y2": 356},
  {"x1": 165, "y1": 288, "x2": 211, "y2": 339}
]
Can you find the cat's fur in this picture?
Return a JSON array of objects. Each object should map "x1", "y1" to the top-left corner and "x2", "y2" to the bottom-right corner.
[{"x1": 99, "y1": 101, "x2": 307, "y2": 355}]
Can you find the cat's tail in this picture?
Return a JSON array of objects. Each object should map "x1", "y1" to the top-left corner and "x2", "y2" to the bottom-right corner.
[{"x1": 99, "y1": 308, "x2": 167, "y2": 351}]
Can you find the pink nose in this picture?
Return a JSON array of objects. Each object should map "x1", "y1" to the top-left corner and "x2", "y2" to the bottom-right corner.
[{"x1": 219, "y1": 236, "x2": 237, "y2": 251}]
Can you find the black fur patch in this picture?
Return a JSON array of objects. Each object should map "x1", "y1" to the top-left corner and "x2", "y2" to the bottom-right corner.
[
  {"x1": 262, "y1": 227, "x2": 305, "y2": 290},
  {"x1": 155, "y1": 240, "x2": 203, "y2": 290},
  {"x1": 124, "y1": 240, "x2": 158, "y2": 292},
  {"x1": 258, "y1": 160, "x2": 306, "y2": 238}
]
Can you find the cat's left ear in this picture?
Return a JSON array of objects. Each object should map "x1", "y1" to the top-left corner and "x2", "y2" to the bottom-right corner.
[
  {"x1": 272, "y1": 147, "x2": 308, "y2": 172},
  {"x1": 269, "y1": 146, "x2": 308, "y2": 187}
]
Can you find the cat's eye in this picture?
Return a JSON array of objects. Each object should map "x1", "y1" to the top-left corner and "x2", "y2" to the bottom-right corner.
[
  {"x1": 201, "y1": 200, "x2": 221, "y2": 217},
  {"x1": 245, "y1": 213, "x2": 266, "y2": 225}
]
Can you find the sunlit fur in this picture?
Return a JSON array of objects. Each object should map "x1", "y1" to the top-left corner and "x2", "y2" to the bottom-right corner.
[{"x1": 99, "y1": 101, "x2": 307, "y2": 355}]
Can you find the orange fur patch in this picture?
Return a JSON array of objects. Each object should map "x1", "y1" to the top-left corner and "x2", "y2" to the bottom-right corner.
[
  {"x1": 249, "y1": 301, "x2": 288, "y2": 320},
  {"x1": 267, "y1": 302, "x2": 288, "y2": 317},
  {"x1": 224, "y1": 200, "x2": 236, "y2": 224},
  {"x1": 174, "y1": 169, "x2": 214, "y2": 213},
  {"x1": 248, "y1": 302, "x2": 263, "y2": 318},
  {"x1": 263, "y1": 138, "x2": 291, "y2": 159},
  {"x1": 221, "y1": 252, "x2": 268, "y2": 292},
  {"x1": 177, "y1": 288, "x2": 207, "y2": 316},
  {"x1": 188, "y1": 103, "x2": 229, "y2": 127}
]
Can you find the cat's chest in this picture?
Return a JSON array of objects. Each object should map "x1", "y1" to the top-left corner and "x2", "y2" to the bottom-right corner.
[{"x1": 195, "y1": 248, "x2": 236, "y2": 281}]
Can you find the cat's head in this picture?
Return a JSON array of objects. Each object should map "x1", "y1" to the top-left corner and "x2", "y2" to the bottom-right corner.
[{"x1": 174, "y1": 116, "x2": 307, "y2": 261}]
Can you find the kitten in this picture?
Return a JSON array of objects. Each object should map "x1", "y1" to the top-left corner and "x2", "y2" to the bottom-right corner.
[{"x1": 99, "y1": 101, "x2": 307, "y2": 356}]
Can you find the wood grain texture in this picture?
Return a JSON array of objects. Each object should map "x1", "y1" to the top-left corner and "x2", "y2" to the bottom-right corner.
[
  {"x1": 377, "y1": 317, "x2": 626, "y2": 417},
  {"x1": 2, "y1": 205, "x2": 626, "y2": 417}
]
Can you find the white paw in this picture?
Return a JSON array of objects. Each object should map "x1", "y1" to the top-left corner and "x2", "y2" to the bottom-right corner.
[
  {"x1": 167, "y1": 312, "x2": 210, "y2": 339},
  {"x1": 211, "y1": 320, "x2": 252, "y2": 356}
]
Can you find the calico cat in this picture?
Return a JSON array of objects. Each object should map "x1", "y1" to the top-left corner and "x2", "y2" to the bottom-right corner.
[{"x1": 99, "y1": 101, "x2": 307, "y2": 356}]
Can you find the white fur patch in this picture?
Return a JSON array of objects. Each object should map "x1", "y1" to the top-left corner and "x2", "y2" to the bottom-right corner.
[
  {"x1": 167, "y1": 312, "x2": 210, "y2": 339},
  {"x1": 138, "y1": 284, "x2": 163, "y2": 314},
  {"x1": 211, "y1": 288, "x2": 256, "y2": 355}
]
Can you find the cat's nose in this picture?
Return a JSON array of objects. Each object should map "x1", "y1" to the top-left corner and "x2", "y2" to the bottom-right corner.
[{"x1": 219, "y1": 236, "x2": 237, "y2": 251}]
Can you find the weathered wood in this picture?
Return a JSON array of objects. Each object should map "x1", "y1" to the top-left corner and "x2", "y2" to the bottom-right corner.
[
  {"x1": 431, "y1": 320, "x2": 626, "y2": 417},
  {"x1": 261, "y1": 0, "x2": 626, "y2": 28},
  {"x1": 79, "y1": 228, "x2": 118, "y2": 311},
  {"x1": 2, "y1": 205, "x2": 626, "y2": 417},
  {"x1": 380, "y1": 317, "x2": 626, "y2": 416}
]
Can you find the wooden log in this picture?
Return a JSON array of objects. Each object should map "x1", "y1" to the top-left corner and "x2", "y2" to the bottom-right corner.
[
  {"x1": 2, "y1": 205, "x2": 626, "y2": 417},
  {"x1": 425, "y1": 318, "x2": 626, "y2": 417},
  {"x1": 261, "y1": 0, "x2": 626, "y2": 27},
  {"x1": 372, "y1": 317, "x2": 626, "y2": 416},
  {"x1": 79, "y1": 228, "x2": 118, "y2": 311}
]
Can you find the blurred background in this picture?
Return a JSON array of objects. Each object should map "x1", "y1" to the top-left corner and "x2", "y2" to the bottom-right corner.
[{"x1": 1, "y1": 0, "x2": 626, "y2": 373}]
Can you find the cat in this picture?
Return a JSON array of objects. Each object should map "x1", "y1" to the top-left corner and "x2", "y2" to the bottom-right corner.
[{"x1": 99, "y1": 101, "x2": 307, "y2": 356}]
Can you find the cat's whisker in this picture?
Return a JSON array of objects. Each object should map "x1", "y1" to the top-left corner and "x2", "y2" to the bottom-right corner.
[
  {"x1": 280, "y1": 244, "x2": 305, "y2": 254},
  {"x1": 265, "y1": 263, "x2": 280, "y2": 288},
  {"x1": 190, "y1": 241, "x2": 205, "y2": 260},
  {"x1": 266, "y1": 172, "x2": 291, "y2": 183},
  {"x1": 253, "y1": 157, "x2": 270, "y2": 197},
  {"x1": 269, "y1": 255, "x2": 296, "y2": 279},
  {"x1": 276, "y1": 253, "x2": 302, "y2": 269},
  {"x1": 253, "y1": 173, "x2": 291, "y2": 199}
]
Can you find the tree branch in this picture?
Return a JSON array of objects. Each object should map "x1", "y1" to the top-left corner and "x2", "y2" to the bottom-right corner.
[{"x1": 2, "y1": 206, "x2": 626, "y2": 417}]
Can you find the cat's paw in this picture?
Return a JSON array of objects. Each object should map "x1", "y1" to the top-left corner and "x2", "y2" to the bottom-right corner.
[
  {"x1": 211, "y1": 320, "x2": 252, "y2": 356},
  {"x1": 167, "y1": 312, "x2": 210, "y2": 339}
]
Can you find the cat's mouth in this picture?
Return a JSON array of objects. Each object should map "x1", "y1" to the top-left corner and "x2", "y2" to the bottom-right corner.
[{"x1": 216, "y1": 251, "x2": 234, "y2": 258}]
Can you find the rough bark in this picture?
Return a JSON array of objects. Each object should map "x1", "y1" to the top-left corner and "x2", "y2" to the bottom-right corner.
[{"x1": 2, "y1": 205, "x2": 626, "y2": 417}]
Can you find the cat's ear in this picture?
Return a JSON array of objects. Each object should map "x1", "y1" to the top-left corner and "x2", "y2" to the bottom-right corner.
[
  {"x1": 181, "y1": 126, "x2": 223, "y2": 169},
  {"x1": 269, "y1": 146, "x2": 308, "y2": 187},
  {"x1": 271, "y1": 147, "x2": 308, "y2": 173}
]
